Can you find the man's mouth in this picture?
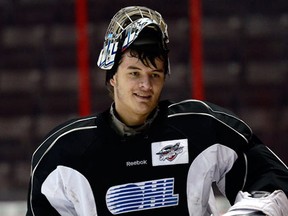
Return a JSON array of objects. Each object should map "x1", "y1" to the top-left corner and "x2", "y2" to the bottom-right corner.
[{"x1": 134, "y1": 93, "x2": 152, "y2": 99}]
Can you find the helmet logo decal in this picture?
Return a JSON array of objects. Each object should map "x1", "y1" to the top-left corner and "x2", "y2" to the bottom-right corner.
[
  {"x1": 97, "y1": 41, "x2": 118, "y2": 68},
  {"x1": 122, "y1": 18, "x2": 156, "y2": 50}
]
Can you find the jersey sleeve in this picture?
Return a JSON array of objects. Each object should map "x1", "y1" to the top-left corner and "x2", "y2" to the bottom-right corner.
[
  {"x1": 224, "y1": 126, "x2": 288, "y2": 205},
  {"x1": 26, "y1": 115, "x2": 98, "y2": 216},
  {"x1": 171, "y1": 100, "x2": 288, "y2": 207}
]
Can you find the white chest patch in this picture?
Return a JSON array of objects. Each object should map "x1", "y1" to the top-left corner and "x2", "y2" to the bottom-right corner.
[{"x1": 151, "y1": 139, "x2": 189, "y2": 166}]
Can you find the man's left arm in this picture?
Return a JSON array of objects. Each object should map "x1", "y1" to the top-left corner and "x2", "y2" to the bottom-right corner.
[{"x1": 224, "y1": 135, "x2": 288, "y2": 215}]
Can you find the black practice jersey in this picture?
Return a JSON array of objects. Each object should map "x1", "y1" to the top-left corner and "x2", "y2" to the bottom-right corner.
[{"x1": 26, "y1": 99, "x2": 288, "y2": 216}]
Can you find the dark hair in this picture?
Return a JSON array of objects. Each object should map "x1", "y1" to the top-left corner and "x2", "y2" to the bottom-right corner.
[{"x1": 105, "y1": 26, "x2": 169, "y2": 94}]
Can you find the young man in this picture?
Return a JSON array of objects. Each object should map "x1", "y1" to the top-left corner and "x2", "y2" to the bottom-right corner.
[{"x1": 26, "y1": 6, "x2": 288, "y2": 216}]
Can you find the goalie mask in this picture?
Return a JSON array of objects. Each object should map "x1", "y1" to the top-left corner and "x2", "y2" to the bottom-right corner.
[{"x1": 97, "y1": 6, "x2": 169, "y2": 72}]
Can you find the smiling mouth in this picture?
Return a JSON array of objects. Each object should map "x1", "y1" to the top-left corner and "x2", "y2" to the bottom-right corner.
[{"x1": 134, "y1": 93, "x2": 152, "y2": 99}]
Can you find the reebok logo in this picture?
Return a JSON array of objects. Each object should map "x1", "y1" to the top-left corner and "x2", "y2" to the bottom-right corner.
[{"x1": 126, "y1": 160, "x2": 147, "y2": 166}]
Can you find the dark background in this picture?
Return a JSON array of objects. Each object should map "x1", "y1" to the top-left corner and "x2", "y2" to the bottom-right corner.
[{"x1": 0, "y1": 0, "x2": 287, "y2": 201}]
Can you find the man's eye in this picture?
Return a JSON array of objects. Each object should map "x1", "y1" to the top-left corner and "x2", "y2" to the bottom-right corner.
[
  {"x1": 129, "y1": 72, "x2": 138, "y2": 76},
  {"x1": 152, "y1": 73, "x2": 161, "y2": 78}
]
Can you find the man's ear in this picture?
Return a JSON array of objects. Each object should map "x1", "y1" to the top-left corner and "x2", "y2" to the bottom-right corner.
[{"x1": 110, "y1": 76, "x2": 115, "y2": 86}]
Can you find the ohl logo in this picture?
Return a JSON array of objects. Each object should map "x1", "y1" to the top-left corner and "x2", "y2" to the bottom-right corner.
[
  {"x1": 156, "y1": 142, "x2": 184, "y2": 162},
  {"x1": 106, "y1": 178, "x2": 178, "y2": 214}
]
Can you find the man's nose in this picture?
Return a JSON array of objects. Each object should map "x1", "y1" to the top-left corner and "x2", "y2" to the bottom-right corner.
[{"x1": 139, "y1": 75, "x2": 152, "y2": 90}]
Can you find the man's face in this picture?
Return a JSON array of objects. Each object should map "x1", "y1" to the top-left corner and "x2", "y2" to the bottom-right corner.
[{"x1": 110, "y1": 51, "x2": 165, "y2": 126}]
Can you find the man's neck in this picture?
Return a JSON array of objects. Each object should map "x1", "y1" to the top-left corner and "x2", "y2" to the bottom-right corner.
[{"x1": 109, "y1": 103, "x2": 159, "y2": 136}]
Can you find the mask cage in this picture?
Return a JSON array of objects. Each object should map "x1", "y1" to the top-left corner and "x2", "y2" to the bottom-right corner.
[{"x1": 97, "y1": 6, "x2": 169, "y2": 70}]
